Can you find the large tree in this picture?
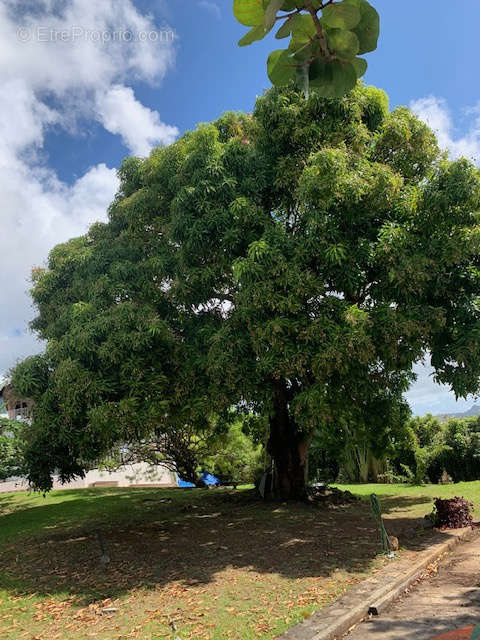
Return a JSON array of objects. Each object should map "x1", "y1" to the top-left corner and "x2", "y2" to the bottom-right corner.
[{"x1": 13, "y1": 83, "x2": 480, "y2": 497}]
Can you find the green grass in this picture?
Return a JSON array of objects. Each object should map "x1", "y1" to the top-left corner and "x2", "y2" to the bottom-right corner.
[
  {"x1": 0, "y1": 486, "x2": 204, "y2": 545},
  {"x1": 336, "y1": 481, "x2": 480, "y2": 520},
  {"x1": 0, "y1": 482, "x2": 479, "y2": 640}
]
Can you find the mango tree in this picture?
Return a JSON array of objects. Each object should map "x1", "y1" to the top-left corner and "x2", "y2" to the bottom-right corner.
[{"x1": 13, "y1": 84, "x2": 480, "y2": 498}]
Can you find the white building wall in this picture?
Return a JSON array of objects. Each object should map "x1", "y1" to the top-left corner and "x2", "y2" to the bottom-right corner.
[{"x1": 0, "y1": 462, "x2": 178, "y2": 493}]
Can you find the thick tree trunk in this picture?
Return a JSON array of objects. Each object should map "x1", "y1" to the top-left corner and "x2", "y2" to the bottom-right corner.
[{"x1": 266, "y1": 379, "x2": 312, "y2": 500}]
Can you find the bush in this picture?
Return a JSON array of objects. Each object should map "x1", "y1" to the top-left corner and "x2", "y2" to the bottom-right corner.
[
  {"x1": 201, "y1": 421, "x2": 263, "y2": 487},
  {"x1": 438, "y1": 469, "x2": 453, "y2": 484},
  {"x1": 433, "y1": 496, "x2": 474, "y2": 529},
  {"x1": 442, "y1": 418, "x2": 480, "y2": 482},
  {"x1": 377, "y1": 470, "x2": 408, "y2": 484},
  {"x1": 390, "y1": 415, "x2": 451, "y2": 484},
  {"x1": 308, "y1": 434, "x2": 340, "y2": 483},
  {"x1": 0, "y1": 418, "x2": 25, "y2": 480}
]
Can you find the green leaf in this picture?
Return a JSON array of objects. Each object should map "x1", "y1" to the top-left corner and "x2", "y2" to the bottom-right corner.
[
  {"x1": 345, "y1": 0, "x2": 379, "y2": 53},
  {"x1": 325, "y1": 243, "x2": 347, "y2": 264},
  {"x1": 321, "y1": 1, "x2": 361, "y2": 30},
  {"x1": 290, "y1": 14, "x2": 316, "y2": 43},
  {"x1": 233, "y1": 0, "x2": 266, "y2": 26},
  {"x1": 288, "y1": 39, "x2": 314, "y2": 63},
  {"x1": 239, "y1": 24, "x2": 270, "y2": 46},
  {"x1": 309, "y1": 59, "x2": 358, "y2": 97},
  {"x1": 265, "y1": 0, "x2": 284, "y2": 30},
  {"x1": 326, "y1": 28, "x2": 359, "y2": 60},
  {"x1": 352, "y1": 56, "x2": 367, "y2": 77},
  {"x1": 267, "y1": 49, "x2": 297, "y2": 85},
  {"x1": 281, "y1": 0, "x2": 302, "y2": 8},
  {"x1": 275, "y1": 14, "x2": 300, "y2": 39}
]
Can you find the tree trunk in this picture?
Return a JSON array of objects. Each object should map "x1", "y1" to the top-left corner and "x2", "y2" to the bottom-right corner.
[{"x1": 266, "y1": 379, "x2": 312, "y2": 500}]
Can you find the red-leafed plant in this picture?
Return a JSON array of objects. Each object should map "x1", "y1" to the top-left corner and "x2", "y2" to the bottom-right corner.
[{"x1": 433, "y1": 497, "x2": 474, "y2": 529}]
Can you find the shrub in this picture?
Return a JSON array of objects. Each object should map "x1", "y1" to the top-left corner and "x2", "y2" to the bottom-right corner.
[
  {"x1": 0, "y1": 418, "x2": 25, "y2": 480},
  {"x1": 201, "y1": 421, "x2": 263, "y2": 487},
  {"x1": 377, "y1": 468, "x2": 408, "y2": 484},
  {"x1": 438, "y1": 469, "x2": 453, "y2": 484},
  {"x1": 308, "y1": 432, "x2": 340, "y2": 483},
  {"x1": 390, "y1": 417, "x2": 448, "y2": 484},
  {"x1": 433, "y1": 496, "x2": 474, "y2": 529},
  {"x1": 442, "y1": 418, "x2": 480, "y2": 482},
  {"x1": 399, "y1": 463, "x2": 416, "y2": 485}
]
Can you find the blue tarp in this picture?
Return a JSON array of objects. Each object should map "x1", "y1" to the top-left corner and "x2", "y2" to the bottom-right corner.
[
  {"x1": 200, "y1": 471, "x2": 221, "y2": 486},
  {"x1": 178, "y1": 478, "x2": 195, "y2": 488},
  {"x1": 177, "y1": 471, "x2": 221, "y2": 488}
]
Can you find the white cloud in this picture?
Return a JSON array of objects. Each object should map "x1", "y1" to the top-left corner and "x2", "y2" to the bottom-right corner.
[
  {"x1": 405, "y1": 359, "x2": 477, "y2": 417},
  {"x1": 96, "y1": 85, "x2": 179, "y2": 156},
  {"x1": 0, "y1": 1, "x2": 175, "y2": 91},
  {"x1": 0, "y1": 0, "x2": 178, "y2": 375},
  {"x1": 410, "y1": 96, "x2": 480, "y2": 165},
  {"x1": 404, "y1": 97, "x2": 480, "y2": 414},
  {"x1": 0, "y1": 161, "x2": 119, "y2": 373},
  {"x1": 0, "y1": 79, "x2": 58, "y2": 154}
]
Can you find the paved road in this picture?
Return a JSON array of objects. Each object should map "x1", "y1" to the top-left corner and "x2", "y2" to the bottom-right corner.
[{"x1": 345, "y1": 535, "x2": 480, "y2": 640}]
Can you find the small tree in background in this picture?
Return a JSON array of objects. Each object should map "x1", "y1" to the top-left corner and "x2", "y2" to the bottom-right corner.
[
  {"x1": 0, "y1": 419, "x2": 25, "y2": 481},
  {"x1": 202, "y1": 421, "x2": 264, "y2": 487},
  {"x1": 389, "y1": 414, "x2": 448, "y2": 485},
  {"x1": 442, "y1": 417, "x2": 480, "y2": 482},
  {"x1": 97, "y1": 416, "x2": 264, "y2": 487}
]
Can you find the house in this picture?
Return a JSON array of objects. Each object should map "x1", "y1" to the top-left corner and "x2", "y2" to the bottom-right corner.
[
  {"x1": 0, "y1": 378, "x2": 33, "y2": 422},
  {"x1": 0, "y1": 380, "x2": 8, "y2": 419},
  {"x1": 0, "y1": 462, "x2": 178, "y2": 493}
]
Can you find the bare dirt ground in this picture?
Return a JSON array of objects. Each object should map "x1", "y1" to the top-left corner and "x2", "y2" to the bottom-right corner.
[{"x1": 0, "y1": 487, "x2": 434, "y2": 640}]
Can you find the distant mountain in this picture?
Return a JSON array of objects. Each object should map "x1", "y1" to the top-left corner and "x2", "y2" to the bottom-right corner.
[{"x1": 435, "y1": 404, "x2": 480, "y2": 422}]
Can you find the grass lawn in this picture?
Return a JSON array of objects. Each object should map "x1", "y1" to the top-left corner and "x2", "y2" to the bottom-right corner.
[
  {"x1": 0, "y1": 482, "x2": 478, "y2": 640},
  {"x1": 336, "y1": 482, "x2": 480, "y2": 520}
]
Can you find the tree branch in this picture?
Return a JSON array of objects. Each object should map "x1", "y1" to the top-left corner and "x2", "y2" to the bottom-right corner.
[
  {"x1": 305, "y1": 0, "x2": 333, "y2": 62},
  {"x1": 275, "y1": 8, "x2": 302, "y2": 22}
]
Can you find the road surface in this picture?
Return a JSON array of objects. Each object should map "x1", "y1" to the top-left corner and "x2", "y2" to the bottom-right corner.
[{"x1": 345, "y1": 535, "x2": 480, "y2": 639}]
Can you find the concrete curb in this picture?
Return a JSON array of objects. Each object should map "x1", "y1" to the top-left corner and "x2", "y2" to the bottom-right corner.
[{"x1": 277, "y1": 527, "x2": 478, "y2": 640}]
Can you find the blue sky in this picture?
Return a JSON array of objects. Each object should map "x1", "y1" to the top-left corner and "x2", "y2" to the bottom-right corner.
[
  {"x1": 43, "y1": 0, "x2": 480, "y2": 183},
  {"x1": 2, "y1": 0, "x2": 480, "y2": 415}
]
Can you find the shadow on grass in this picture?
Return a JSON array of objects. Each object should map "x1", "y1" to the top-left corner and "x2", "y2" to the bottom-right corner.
[
  {"x1": 0, "y1": 487, "x2": 187, "y2": 543},
  {"x1": 0, "y1": 487, "x2": 457, "y2": 605}
]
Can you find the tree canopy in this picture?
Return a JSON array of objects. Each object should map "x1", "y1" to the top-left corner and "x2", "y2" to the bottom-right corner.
[
  {"x1": 13, "y1": 82, "x2": 480, "y2": 497},
  {"x1": 234, "y1": 0, "x2": 379, "y2": 96}
]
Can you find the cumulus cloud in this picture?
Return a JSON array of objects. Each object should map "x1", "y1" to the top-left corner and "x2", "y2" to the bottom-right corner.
[
  {"x1": 0, "y1": 0, "x2": 175, "y2": 91},
  {"x1": 405, "y1": 360, "x2": 477, "y2": 417},
  {"x1": 1, "y1": 163, "x2": 119, "y2": 371},
  {"x1": 0, "y1": 0, "x2": 178, "y2": 375},
  {"x1": 96, "y1": 85, "x2": 178, "y2": 156},
  {"x1": 411, "y1": 96, "x2": 480, "y2": 165},
  {"x1": 404, "y1": 97, "x2": 480, "y2": 414}
]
